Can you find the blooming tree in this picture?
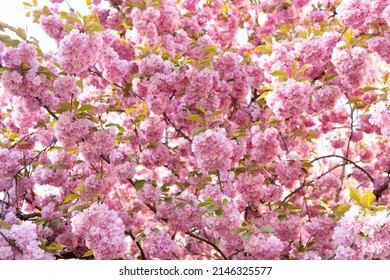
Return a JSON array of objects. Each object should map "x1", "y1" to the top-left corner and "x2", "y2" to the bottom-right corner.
[{"x1": 0, "y1": 0, "x2": 390, "y2": 260}]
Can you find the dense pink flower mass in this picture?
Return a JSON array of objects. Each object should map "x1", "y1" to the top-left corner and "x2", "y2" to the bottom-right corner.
[
  {"x1": 336, "y1": 0, "x2": 371, "y2": 29},
  {"x1": 191, "y1": 128, "x2": 235, "y2": 172},
  {"x1": 58, "y1": 30, "x2": 103, "y2": 74},
  {"x1": 1, "y1": 0, "x2": 390, "y2": 261},
  {"x1": 266, "y1": 79, "x2": 312, "y2": 118},
  {"x1": 71, "y1": 203, "x2": 127, "y2": 259}
]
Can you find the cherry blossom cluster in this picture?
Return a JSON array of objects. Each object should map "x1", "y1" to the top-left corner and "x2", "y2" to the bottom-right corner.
[{"x1": 0, "y1": 0, "x2": 389, "y2": 260}]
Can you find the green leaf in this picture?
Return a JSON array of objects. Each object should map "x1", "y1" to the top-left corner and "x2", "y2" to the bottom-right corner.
[
  {"x1": 259, "y1": 225, "x2": 275, "y2": 233},
  {"x1": 361, "y1": 86, "x2": 379, "y2": 92},
  {"x1": 211, "y1": 110, "x2": 225, "y2": 117},
  {"x1": 384, "y1": 73, "x2": 389, "y2": 84},
  {"x1": 271, "y1": 70, "x2": 288, "y2": 78},
  {"x1": 0, "y1": 34, "x2": 20, "y2": 47},
  {"x1": 185, "y1": 115, "x2": 203, "y2": 122},
  {"x1": 277, "y1": 214, "x2": 286, "y2": 221},
  {"x1": 134, "y1": 233, "x2": 145, "y2": 243},
  {"x1": 197, "y1": 199, "x2": 214, "y2": 208},
  {"x1": 35, "y1": 218, "x2": 49, "y2": 225},
  {"x1": 20, "y1": 62, "x2": 30, "y2": 71},
  {"x1": 215, "y1": 209, "x2": 223, "y2": 216},
  {"x1": 51, "y1": 220, "x2": 61, "y2": 228},
  {"x1": 68, "y1": 202, "x2": 86, "y2": 213},
  {"x1": 73, "y1": 186, "x2": 83, "y2": 192},
  {"x1": 196, "y1": 106, "x2": 206, "y2": 115},
  {"x1": 242, "y1": 231, "x2": 252, "y2": 241},
  {"x1": 86, "y1": 25, "x2": 106, "y2": 33},
  {"x1": 233, "y1": 228, "x2": 247, "y2": 235},
  {"x1": 201, "y1": 45, "x2": 218, "y2": 55},
  {"x1": 62, "y1": 23, "x2": 75, "y2": 31},
  {"x1": 0, "y1": 221, "x2": 11, "y2": 229},
  {"x1": 350, "y1": 187, "x2": 361, "y2": 204},
  {"x1": 173, "y1": 203, "x2": 186, "y2": 209},
  {"x1": 253, "y1": 45, "x2": 272, "y2": 54},
  {"x1": 79, "y1": 104, "x2": 95, "y2": 111},
  {"x1": 295, "y1": 64, "x2": 312, "y2": 76},
  {"x1": 82, "y1": 249, "x2": 93, "y2": 258},
  {"x1": 64, "y1": 193, "x2": 80, "y2": 204},
  {"x1": 206, "y1": 204, "x2": 216, "y2": 214},
  {"x1": 47, "y1": 243, "x2": 65, "y2": 251},
  {"x1": 370, "y1": 22, "x2": 379, "y2": 31},
  {"x1": 141, "y1": 101, "x2": 147, "y2": 114},
  {"x1": 361, "y1": 192, "x2": 375, "y2": 207},
  {"x1": 321, "y1": 73, "x2": 339, "y2": 82},
  {"x1": 152, "y1": 43, "x2": 163, "y2": 54},
  {"x1": 134, "y1": 180, "x2": 146, "y2": 191},
  {"x1": 60, "y1": 12, "x2": 83, "y2": 25},
  {"x1": 333, "y1": 204, "x2": 352, "y2": 218},
  {"x1": 313, "y1": 205, "x2": 327, "y2": 210},
  {"x1": 15, "y1": 27, "x2": 27, "y2": 40},
  {"x1": 343, "y1": 29, "x2": 354, "y2": 44}
]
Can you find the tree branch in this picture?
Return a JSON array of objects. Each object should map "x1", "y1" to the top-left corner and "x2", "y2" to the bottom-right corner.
[
  {"x1": 35, "y1": 97, "x2": 59, "y2": 120},
  {"x1": 184, "y1": 230, "x2": 229, "y2": 260},
  {"x1": 163, "y1": 113, "x2": 192, "y2": 142},
  {"x1": 126, "y1": 230, "x2": 147, "y2": 260},
  {"x1": 310, "y1": 155, "x2": 375, "y2": 184}
]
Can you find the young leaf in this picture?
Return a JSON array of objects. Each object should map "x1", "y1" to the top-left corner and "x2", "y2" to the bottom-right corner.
[
  {"x1": 361, "y1": 192, "x2": 375, "y2": 208},
  {"x1": 233, "y1": 228, "x2": 247, "y2": 235},
  {"x1": 242, "y1": 231, "x2": 252, "y2": 241},
  {"x1": 215, "y1": 208, "x2": 223, "y2": 216},
  {"x1": 134, "y1": 180, "x2": 146, "y2": 191},
  {"x1": 259, "y1": 225, "x2": 275, "y2": 233},
  {"x1": 185, "y1": 115, "x2": 203, "y2": 122},
  {"x1": 82, "y1": 249, "x2": 93, "y2": 258},
  {"x1": 350, "y1": 187, "x2": 361, "y2": 204},
  {"x1": 206, "y1": 204, "x2": 216, "y2": 214},
  {"x1": 64, "y1": 193, "x2": 80, "y2": 204},
  {"x1": 47, "y1": 243, "x2": 65, "y2": 251}
]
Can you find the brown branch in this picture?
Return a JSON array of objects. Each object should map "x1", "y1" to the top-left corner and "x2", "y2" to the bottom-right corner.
[
  {"x1": 163, "y1": 113, "x2": 192, "y2": 142},
  {"x1": 127, "y1": 178, "x2": 228, "y2": 260},
  {"x1": 184, "y1": 230, "x2": 229, "y2": 260},
  {"x1": 310, "y1": 155, "x2": 375, "y2": 184},
  {"x1": 373, "y1": 181, "x2": 389, "y2": 201},
  {"x1": 0, "y1": 230, "x2": 23, "y2": 254},
  {"x1": 280, "y1": 163, "x2": 346, "y2": 205},
  {"x1": 126, "y1": 230, "x2": 147, "y2": 260},
  {"x1": 99, "y1": 154, "x2": 110, "y2": 164},
  {"x1": 35, "y1": 97, "x2": 59, "y2": 120},
  {"x1": 278, "y1": 132, "x2": 290, "y2": 154}
]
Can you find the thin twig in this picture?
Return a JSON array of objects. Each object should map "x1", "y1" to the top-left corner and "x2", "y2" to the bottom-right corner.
[
  {"x1": 184, "y1": 230, "x2": 229, "y2": 260},
  {"x1": 35, "y1": 97, "x2": 59, "y2": 120},
  {"x1": 126, "y1": 230, "x2": 147, "y2": 260},
  {"x1": 0, "y1": 230, "x2": 23, "y2": 254},
  {"x1": 163, "y1": 113, "x2": 192, "y2": 142},
  {"x1": 310, "y1": 155, "x2": 374, "y2": 184}
]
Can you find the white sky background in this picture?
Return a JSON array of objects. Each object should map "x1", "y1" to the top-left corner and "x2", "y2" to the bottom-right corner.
[{"x1": 0, "y1": 0, "x2": 90, "y2": 52}]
